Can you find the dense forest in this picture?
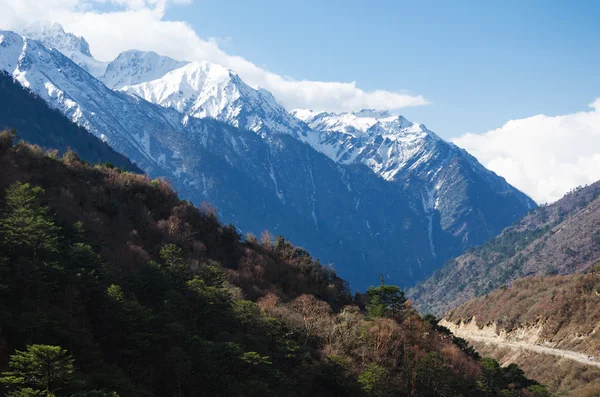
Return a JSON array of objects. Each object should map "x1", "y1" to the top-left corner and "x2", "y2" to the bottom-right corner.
[{"x1": 0, "y1": 131, "x2": 547, "y2": 396}]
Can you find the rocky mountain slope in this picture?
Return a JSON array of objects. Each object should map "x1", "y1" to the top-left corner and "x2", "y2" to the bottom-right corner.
[
  {"x1": 0, "y1": 25, "x2": 535, "y2": 290},
  {"x1": 410, "y1": 180, "x2": 600, "y2": 315},
  {"x1": 119, "y1": 52, "x2": 535, "y2": 263},
  {"x1": 441, "y1": 267, "x2": 600, "y2": 396},
  {"x1": 0, "y1": 71, "x2": 140, "y2": 172},
  {"x1": 292, "y1": 109, "x2": 536, "y2": 256}
]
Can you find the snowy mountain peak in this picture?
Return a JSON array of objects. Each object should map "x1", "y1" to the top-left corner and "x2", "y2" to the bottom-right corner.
[
  {"x1": 101, "y1": 49, "x2": 188, "y2": 89},
  {"x1": 122, "y1": 60, "x2": 307, "y2": 137},
  {"x1": 353, "y1": 109, "x2": 392, "y2": 118},
  {"x1": 291, "y1": 108, "x2": 422, "y2": 139},
  {"x1": 121, "y1": 61, "x2": 240, "y2": 118},
  {"x1": 288, "y1": 107, "x2": 450, "y2": 181},
  {"x1": 20, "y1": 21, "x2": 107, "y2": 77},
  {"x1": 22, "y1": 21, "x2": 91, "y2": 57}
]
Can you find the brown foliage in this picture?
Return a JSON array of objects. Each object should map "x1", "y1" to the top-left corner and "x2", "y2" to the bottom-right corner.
[
  {"x1": 447, "y1": 271, "x2": 600, "y2": 352},
  {"x1": 369, "y1": 318, "x2": 404, "y2": 363},
  {"x1": 0, "y1": 140, "x2": 351, "y2": 307}
]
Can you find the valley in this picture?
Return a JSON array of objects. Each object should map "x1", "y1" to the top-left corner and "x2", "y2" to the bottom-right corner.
[{"x1": 0, "y1": 12, "x2": 597, "y2": 397}]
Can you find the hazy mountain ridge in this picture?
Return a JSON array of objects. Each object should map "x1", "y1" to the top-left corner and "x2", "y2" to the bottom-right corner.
[{"x1": 21, "y1": 20, "x2": 108, "y2": 77}]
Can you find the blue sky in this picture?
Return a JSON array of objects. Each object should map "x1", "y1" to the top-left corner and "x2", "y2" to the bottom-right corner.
[{"x1": 166, "y1": 0, "x2": 600, "y2": 138}]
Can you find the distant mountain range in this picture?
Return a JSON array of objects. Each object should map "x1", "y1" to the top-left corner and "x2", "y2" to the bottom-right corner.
[{"x1": 0, "y1": 22, "x2": 536, "y2": 290}]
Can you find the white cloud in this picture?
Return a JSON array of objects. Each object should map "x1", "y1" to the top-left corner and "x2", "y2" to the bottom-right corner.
[
  {"x1": 0, "y1": 0, "x2": 428, "y2": 112},
  {"x1": 453, "y1": 100, "x2": 600, "y2": 204}
]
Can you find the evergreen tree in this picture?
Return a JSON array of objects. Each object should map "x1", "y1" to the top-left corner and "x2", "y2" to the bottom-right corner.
[
  {"x1": 365, "y1": 278, "x2": 407, "y2": 319},
  {"x1": 0, "y1": 345, "x2": 74, "y2": 395},
  {"x1": 0, "y1": 182, "x2": 59, "y2": 258}
]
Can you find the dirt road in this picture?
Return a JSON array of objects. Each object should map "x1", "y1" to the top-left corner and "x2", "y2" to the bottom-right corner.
[{"x1": 441, "y1": 320, "x2": 600, "y2": 368}]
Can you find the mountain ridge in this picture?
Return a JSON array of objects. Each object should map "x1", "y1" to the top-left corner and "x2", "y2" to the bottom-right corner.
[{"x1": 0, "y1": 26, "x2": 536, "y2": 290}]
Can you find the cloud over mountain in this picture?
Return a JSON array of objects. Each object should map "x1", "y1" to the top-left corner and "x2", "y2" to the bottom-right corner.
[{"x1": 453, "y1": 99, "x2": 600, "y2": 204}]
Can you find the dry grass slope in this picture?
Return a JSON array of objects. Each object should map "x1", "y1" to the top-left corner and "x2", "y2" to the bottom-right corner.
[{"x1": 444, "y1": 268, "x2": 600, "y2": 395}]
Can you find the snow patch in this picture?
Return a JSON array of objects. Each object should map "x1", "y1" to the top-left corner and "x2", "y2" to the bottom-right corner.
[
  {"x1": 267, "y1": 151, "x2": 285, "y2": 203},
  {"x1": 306, "y1": 150, "x2": 318, "y2": 228}
]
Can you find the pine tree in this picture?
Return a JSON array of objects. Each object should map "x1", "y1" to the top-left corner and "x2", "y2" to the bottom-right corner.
[
  {"x1": 0, "y1": 345, "x2": 74, "y2": 395},
  {"x1": 0, "y1": 182, "x2": 60, "y2": 259},
  {"x1": 365, "y1": 278, "x2": 407, "y2": 319}
]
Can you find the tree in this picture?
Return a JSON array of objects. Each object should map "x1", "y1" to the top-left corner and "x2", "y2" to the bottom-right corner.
[
  {"x1": 358, "y1": 363, "x2": 386, "y2": 396},
  {"x1": 0, "y1": 345, "x2": 75, "y2": 395},
  {"x1": 527, "y1": 385, "x2": 551, "y2": 397},
  {"x1": 0, "y1": 182, "x2": 60, "y2": 258},
  {"x1": 365, "y1": 280, "x2": 407, "y2": 319},
  {"x1": 160, "y1": 244, "x2": 187, "y2": 275},
  {"x1": 480, "y1": 357, "x2": 503, "y2": 392}
]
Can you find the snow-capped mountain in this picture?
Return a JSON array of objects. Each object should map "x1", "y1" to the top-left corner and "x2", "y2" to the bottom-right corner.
[
  {"x1": 101, "y1": 50, "x2": 188, "y2": 89},
  {"x1": 291, "y1": 109, "x2": 444, "y2": 179},
  {"x1": 122, "y1": 61, "x2": 308, "y2": 137},
  {"x1": 0, "y1": 26, "x2": 536, "y2": 291},
  {"x1": 292, "y1": 108, "x2": 536, "y2": 251},
  {"x1": 21, "y1": 21, "x2": 108, "y2": 77}
]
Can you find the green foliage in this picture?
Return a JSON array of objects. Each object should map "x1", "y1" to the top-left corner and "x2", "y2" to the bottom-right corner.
[
  {"x1": 106, "y1": 285, "x2": 125, "y2": 302},
  {"x1": 0, "y1": 182, "x2": 60, "y2": 257},
  {"x1": 6, "y1": 388, "x2": 45, "y2": 397},
  {"x1": 358, "y1": 363, "x2": 386, "y2": 396},
  {"x1": 159, "y1": 244, "x2": 187, "y2": 275},
  {"x1": 71, "y1": 391, "x2": 120, "y2": 397},
  {"x1": 241, "y1": 352, "x2": 272, "y2": 366},
  {"x1": 526, "y1": 384, "x2": 550, "y2": 397},
  {"x1": 365, "y1": 283, "x2": 406, "y2": 319},
  {"x1": 0, "y1": 345, "x2": 74, "y2": 395}
]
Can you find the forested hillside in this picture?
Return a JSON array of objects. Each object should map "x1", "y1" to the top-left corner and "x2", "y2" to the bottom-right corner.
[
  {"x1": 0, "y1": 131, "x2": 546, "y2": 396},
  {"x1": 0, "y1": 71, "x2": 140, "y2": 173},
  {"x1": 410, "y1": 181, "x2": 600, "y2": 315}
]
